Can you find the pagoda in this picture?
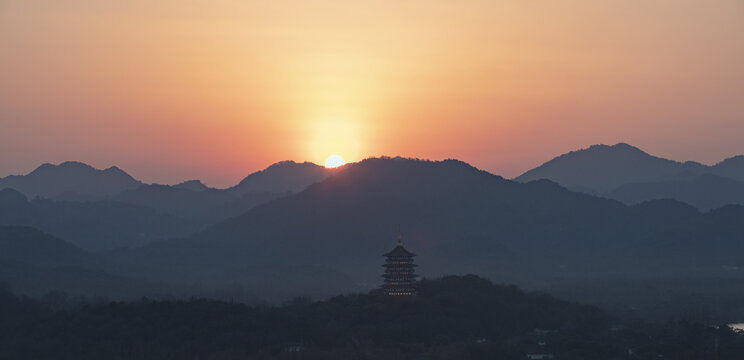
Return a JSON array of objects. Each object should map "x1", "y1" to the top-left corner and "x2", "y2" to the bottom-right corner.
[{"x1": 382, "y1": 229, "x2": 417, "y2": 296}]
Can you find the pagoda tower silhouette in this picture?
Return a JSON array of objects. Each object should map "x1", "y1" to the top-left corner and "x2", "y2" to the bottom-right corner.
[{"x1": 382, "y1": 227, "x2": 417, "y2": 296}]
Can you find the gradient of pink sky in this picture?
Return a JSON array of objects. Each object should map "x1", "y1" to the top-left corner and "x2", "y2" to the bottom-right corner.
[{"x1": 1, "y1": 0, "x2": 742, "y2": 187}]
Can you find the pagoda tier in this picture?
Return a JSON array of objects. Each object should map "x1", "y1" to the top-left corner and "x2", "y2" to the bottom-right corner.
[{"x1": 382, "y1": 238, "x2": 417, "y2": 296}]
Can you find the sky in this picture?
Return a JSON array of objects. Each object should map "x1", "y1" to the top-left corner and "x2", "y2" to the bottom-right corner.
[{"x1": 1, "y1": 0, "x2": 742, "y2": 187}]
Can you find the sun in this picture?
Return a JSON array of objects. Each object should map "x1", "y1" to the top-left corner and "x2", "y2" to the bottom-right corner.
[{"x1": 324, "y1": 155, "x2": 346, "y2": 168}]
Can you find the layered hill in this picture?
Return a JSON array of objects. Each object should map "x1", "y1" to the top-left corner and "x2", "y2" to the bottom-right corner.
[
  {"x1": 712, "y1": 155, "x2": 744, "y2": 180},
  {"x1": 0, "y1": 226, "x2": 172, "y2": 298},
  {"x1": 0, "y1": 225, "x2": 349, "y2": 302},
  {"x1": 112, "y1": 157, "x2": 744, "y2": 290},
  {"x1": 0, "y1": 226, "x2": 95, "y2": 267},
  {"x1": 114, "y1": 184, "x2": 286, "y2": 223},
  {"x1": 608, "y1": 174, "x2": 744, "y2": 211},
  {"x1": 0, "y1": 188, "x2": 197, "y2": 251},
  {"x1": 3, "y1": 157, "x2": 744, "y2": 308},
  {"x1": 111, "y1": 161, "x2": 330, "y2": 222}
]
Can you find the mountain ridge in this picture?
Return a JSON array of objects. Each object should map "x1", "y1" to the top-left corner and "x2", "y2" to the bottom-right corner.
[
  {"x1": 1, "y1": 160, "x2": 332, "y2": 199},
  {"x1": 515, "y1": 143, "x2": 713, "y2": 193},
  {"x1": 516, "y1": 143, "x2": 744, "y2": 206},
  {"x1": 0, "y1": 161, "x2": 142, "y2": 199}
]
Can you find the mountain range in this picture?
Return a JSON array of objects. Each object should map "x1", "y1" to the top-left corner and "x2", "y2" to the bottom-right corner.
[
  {"x1": 1, "y1": 160, "x2": 332, "y2": 200},
  {"x1": 515, "y1": 143, "x2": 744, "y2": 210},
  {"x1": 2, "y1": 146, "x2": 744, "y2": 309}
]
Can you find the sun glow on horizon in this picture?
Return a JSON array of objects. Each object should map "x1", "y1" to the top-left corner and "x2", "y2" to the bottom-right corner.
[
  {"x1": 324, "y1": 155, "x2": 346, "y2": 168},
  {"x1": 308, "y1": 118, "x2": 364, "y2": 166},
  {"x1": 1, "y1": 1, "x2": 743, "y2": 186}
]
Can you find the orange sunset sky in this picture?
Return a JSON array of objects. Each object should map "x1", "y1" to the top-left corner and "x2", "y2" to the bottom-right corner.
[{"x1": 1, "y1": 0, "x2": 742, "y2": 187}]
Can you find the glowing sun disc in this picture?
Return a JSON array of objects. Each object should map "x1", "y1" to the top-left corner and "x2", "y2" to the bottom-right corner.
[{"x1": 325, "y1": 155, "x2": 346, "y2": 168}]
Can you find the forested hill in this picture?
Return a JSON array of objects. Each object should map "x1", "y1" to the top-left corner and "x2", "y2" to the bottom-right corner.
[{"x1": 2, "y1": 275, "x2": 742, "y2": 360}]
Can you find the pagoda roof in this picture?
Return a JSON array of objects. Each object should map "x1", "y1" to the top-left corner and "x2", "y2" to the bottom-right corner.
[{"x1": 383, "y1": 243, "x2": 416, "y2": 257}]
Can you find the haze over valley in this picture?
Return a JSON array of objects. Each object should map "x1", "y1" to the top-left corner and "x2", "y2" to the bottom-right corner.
[{"x1": 4, "y1": 144, "x2": 744, "y2": 316}]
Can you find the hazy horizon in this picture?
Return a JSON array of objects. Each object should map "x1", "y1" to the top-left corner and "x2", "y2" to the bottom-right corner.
[
  {"x1": 2, "y1": 0, "x2": 743, "y2": 187},
  {"x1": 2, "y1": 142, "x2": 744, "y2": 188},
  {"x1": 0, "y1": 141, "x2": 739, "y2": 189}
]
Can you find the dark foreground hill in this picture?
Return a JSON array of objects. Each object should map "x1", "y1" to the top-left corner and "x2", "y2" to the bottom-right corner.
[{"x1": 2, "y1": 275, "x2": 742, "y2": 360}]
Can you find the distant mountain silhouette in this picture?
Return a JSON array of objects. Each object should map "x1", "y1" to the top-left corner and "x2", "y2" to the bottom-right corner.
[
  {"x1": 515, "y1": 143, "x2": 710, "y2": 193},
  {"x1": 107, "y1": 161, "x2": 330, "y2": 223},
  {"x1": 109, "y1": 157, "x2": 744, "y2": 294},
  {"x1": 0, "y1": 161, "x2": 142, "y2": 199},
  {"x1": 0, "y1": 161, "x2": 326, "y2": 246},
  {"x1": 172, "y1": 179, "x2": 209, "y2": 192},
  {"x1": 0, "y1": 160, "x2": 334, "y2": 201},
  {"x1": 608, "y1": 174, "x2": 744, "y2": 211},
  {"x1": 229, "y1": 160, "x2": 334, "y2": 195},
  {"x1": 0, "y1": 188, "x2": 197, "y2": 251}
]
